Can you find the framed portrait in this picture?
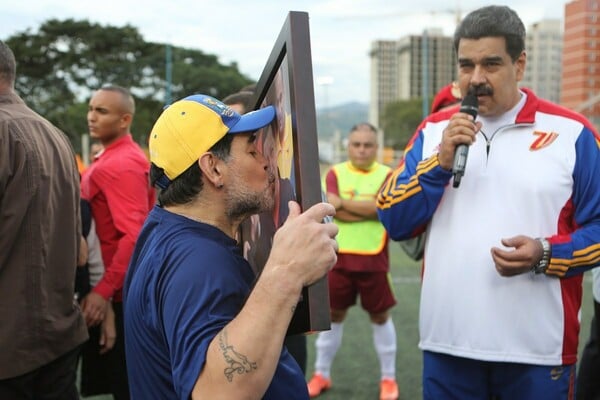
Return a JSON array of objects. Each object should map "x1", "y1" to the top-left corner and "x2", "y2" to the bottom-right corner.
[{"x1": 239, "y1": 11, "x2": 329, "y2": 335}]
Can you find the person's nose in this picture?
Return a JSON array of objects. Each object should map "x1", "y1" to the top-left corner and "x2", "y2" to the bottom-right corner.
[{"x1": 470, "y1": 65, "x2": 486, "y2": 86}]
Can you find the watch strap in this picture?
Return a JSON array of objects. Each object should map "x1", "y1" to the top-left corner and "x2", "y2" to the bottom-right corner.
[{"x1": 532, "y1": 238, "x2": 551, "y2": 274}]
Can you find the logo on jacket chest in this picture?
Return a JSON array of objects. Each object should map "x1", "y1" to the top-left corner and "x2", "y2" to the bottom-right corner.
[{"x1": 530, "y1": 131, "x2": 558, "y2": 151}]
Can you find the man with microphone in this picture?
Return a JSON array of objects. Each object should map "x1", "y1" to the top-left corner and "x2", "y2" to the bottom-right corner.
[{"x1": 377, "y1": 5, "x2": 600, "y2": 399}]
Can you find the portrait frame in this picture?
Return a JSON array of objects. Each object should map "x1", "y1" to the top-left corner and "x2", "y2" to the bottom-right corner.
[{"x1": 239, "y1": 11, "x2": 330, "y2": 335}]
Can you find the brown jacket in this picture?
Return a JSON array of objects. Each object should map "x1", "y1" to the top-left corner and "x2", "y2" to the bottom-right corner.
[{"x1": 0, "y1": 92, "x2": 88, "y2": 379}]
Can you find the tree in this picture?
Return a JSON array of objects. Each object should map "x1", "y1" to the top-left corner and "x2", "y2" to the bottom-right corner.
[
  {"x1": 169, "y1": 47, "x2": 250, "y2": 102},
  {"x1": 5, "y1": 19, "x2": 253, "y2": 150},
  {"x1": 381, "y1": 98, "x2": 424, "y2": 150}
]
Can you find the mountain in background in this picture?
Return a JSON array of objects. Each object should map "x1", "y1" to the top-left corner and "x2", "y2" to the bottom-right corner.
[{"x1": 315, "y1": 101, "x2": 368, "y2": 139}]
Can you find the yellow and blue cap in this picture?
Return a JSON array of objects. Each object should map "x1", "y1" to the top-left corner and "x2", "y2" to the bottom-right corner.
[{"x1": 149, "y1": 94, "x2": 275, "y2": 189}]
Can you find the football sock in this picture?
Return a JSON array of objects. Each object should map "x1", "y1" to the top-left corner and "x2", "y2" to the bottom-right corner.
[
  {"x1": 314, "y1": 322, "x2": 344, "y2": 379},
  {"x1": 372, "y1": 318, "x2": 397, "y2": 380}
]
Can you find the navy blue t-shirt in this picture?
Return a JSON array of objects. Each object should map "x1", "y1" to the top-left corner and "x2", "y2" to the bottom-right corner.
[{"x1": 124, "y1": 206, "x2": 308, "y2": 399}]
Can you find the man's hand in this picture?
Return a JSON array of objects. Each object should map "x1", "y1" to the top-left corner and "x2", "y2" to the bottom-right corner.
[
  {"x1": 99, "y1": 302, "x2": 116, "y2": 354},
  {"x1": 267, "y1": 201, "x2": 338, "y2": 288},
  {"x1": 438, "y1": 112, "x2": 482, "y2": 170},
  {"x1": 80, "y1": 291, "x2": 108, "y2": 327},
  {"x1": 490, "y1": 235, "x2": 544, "y2": 276}
]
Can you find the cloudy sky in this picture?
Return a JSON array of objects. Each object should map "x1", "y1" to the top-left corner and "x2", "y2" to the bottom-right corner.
[{"x1": 1, "y1": 0, "x2": 567, "y2": 108}]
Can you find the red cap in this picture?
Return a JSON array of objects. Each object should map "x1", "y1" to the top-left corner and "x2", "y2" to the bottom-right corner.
[{"x1": 431, "y1": 82, "x2": 462, "y2": 113}]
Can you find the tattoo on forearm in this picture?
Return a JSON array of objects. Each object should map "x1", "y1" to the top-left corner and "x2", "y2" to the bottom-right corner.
[{"x1": 218, "y1": 329, "x2": 257, "y2": 382}]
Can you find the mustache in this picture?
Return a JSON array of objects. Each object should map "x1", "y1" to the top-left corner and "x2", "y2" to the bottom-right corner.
[{"x1": 468, "y1": 85, "x2": 493, "y2": 97}]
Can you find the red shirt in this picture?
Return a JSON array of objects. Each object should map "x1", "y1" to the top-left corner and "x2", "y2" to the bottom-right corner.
[{"x1": 81, "y1": 134, "x2": 154, "y2": 301}]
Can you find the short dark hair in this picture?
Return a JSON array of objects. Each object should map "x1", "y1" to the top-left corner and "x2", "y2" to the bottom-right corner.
[
  {"x1": 453, "y1": 5, "x2": 525, "y2": 62},
  {"x1": 151, "y1": 134, "x2": 234, "y2": 207},
  {"x1": 222, "y1": 90, "x2": 254, "y2": 114},
  {"x1": 98, "y1": 85, "x2": 136, "y2": 115},
  {"x1": 0, "y1": 40, "x2": 16, "y2": 87}
]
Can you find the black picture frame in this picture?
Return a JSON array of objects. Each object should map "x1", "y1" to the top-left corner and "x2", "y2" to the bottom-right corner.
[{"x1": 239, "y1": 11, "x2": 329, "y2": 335}]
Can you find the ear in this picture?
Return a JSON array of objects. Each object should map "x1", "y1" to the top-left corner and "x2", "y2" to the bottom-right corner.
[
  {"x1": 198, "y1": 153, "x2": 224, "y2": 188},
  {"x1": 121, "y1": 113, "x2": 133, "y2": 129},
  {"x1": 515, "y1": 51, "x2": 526, "y2": 82}
]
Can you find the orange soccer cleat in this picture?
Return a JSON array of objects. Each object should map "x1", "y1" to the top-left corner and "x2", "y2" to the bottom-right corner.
[
  {"x1": 380, "y1": 378, "x2": 399, "y2": 400},
  {"x1": 307, "y1": 373, "x2": 332, "y2": 398}
]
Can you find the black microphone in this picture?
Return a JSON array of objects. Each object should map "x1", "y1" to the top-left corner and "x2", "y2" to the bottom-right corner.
[{"x1": 452, "y1": 94, "x2": 478, "y2": 188}]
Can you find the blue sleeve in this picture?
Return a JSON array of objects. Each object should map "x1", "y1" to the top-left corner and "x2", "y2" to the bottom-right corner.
[
  {"x1": 547, "y1": 126, "x2": 600, "y2": 277},
  {"x1": 158, "y1": 243, "x2": 251, "y2": 399},
  {"x1": 376, "y1": 127, "x2": 453, "y2": 241}
]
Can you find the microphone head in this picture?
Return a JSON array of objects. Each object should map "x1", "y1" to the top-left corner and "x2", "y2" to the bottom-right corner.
[{"x1": 460, "y1": 94, "x2": 479, "y2": 118}]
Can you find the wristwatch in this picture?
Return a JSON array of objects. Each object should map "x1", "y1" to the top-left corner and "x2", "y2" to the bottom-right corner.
[{"x1": 532, "y1": 238, "x2": 551, "y2": 274}]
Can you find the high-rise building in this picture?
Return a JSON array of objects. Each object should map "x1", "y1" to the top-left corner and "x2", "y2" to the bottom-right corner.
[
  {"x1": 369, "y1": 40, "x2": 399, "y2": 131},
  {"x1": 397, "y1": 30, "x2": 456, "y2": 101},
  {"x1": 521, "y1": 19, "x2": 563, "y2": 104},
  {"x1": 369, "y1": 30, "x2": 455, "y2": 128},
  {"x1": 561, "y1": 0, "x2": 600, "y2": 125}
]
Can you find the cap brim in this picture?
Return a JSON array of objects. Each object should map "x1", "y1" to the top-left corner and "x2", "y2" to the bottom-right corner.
[{"x1": 228, "y1": 105, "x2": 276, "y2": 134}]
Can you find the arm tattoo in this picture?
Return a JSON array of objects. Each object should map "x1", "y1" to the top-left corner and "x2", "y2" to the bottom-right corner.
[{"x1": 218, "y1": 329, "x2": 257, "y2": 382}]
